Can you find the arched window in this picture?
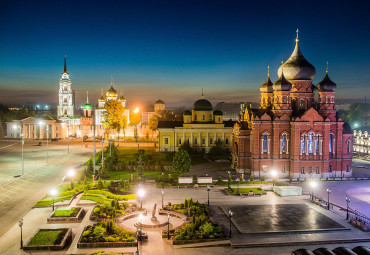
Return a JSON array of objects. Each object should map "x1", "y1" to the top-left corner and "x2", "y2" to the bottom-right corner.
[
  {"x1": 282, "y1": 133, "x2": 287, "y2": 153},
  {"x1": 64, "y1": 98, "x2": 67, "y2": 103},
  {"x1": 346, "y1": 140, "x2": 351, "y2": 154},
  {"x1": 263, "y1": 133, "x2": 268, "y2": 153},
  {"x1": 202, "y1": 115, "x2": 205, "y2": 120},
  {"x1": 283, "y1": 97, "x2": 286, "y2": 103},
  {"x1": 308, "y1": 132, "x2": 314, "y2": 154},
  {"x1": 300, "y1": 99, "x2": 304, "y2": 109},
  {"x1": 329, "y1": 134, "x2": 334, "y2": 153},
  {"x1": 301, "y1": 135, "x2": 306, "y2": 154},
  {"x1": 315, "y1": 135, "x2": 320, "y2": 154}
]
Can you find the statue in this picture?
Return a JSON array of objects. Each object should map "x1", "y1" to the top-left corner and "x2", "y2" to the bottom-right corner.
[{"x1": 151, "y1": 203, "x2": 158, "y2": 221}]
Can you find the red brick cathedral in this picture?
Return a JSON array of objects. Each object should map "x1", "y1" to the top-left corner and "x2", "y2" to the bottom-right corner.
[{"x1": 232, "y1": 31, "x2": 353, "y2": 180}]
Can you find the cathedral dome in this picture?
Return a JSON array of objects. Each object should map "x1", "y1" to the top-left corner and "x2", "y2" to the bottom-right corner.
[
  {"x1": 83, "y1": 103, "x2": 92, "y2": 110},
  {"x1": 273, "y1": 71, "x2": 292, "y2": 91},
  {"x1": 213, "y1": 110, "x2": 223, "y2": 116},
  {"x1": 184, "y1": 110, "x2": 192, "y2": 115},
  {"x1": 193, "y1": 99, "x2": 213, "y2": 111},
  {"x1": 317, "y1": 72, "x2": 336, "y2": 92},
  {"x1": 260, "y1": 76, "x2": 273, "y2": 93},
  {"x1": 155, "y1": 99, "x2": 165, "y2": 105},
  {"x1": 106, "y1": 86, "x2": 117, "y2": 97},
  {"x1": 277, "y1": 32, "x2": 316, "y2": 80}
]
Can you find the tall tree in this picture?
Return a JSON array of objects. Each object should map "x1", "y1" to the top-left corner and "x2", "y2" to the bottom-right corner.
[
  {"x1": 148, "y1": 115, "x2": 159, "y2": 138},
  {"x1": 129, "y1": 110, "x2": 141, "y2": 141},
  {"x1": 172, "y1": 149, "x2": 191, "y2": 175},
  {"x1": 103, "y1": 99, "x2": 126, "y2": 137}
]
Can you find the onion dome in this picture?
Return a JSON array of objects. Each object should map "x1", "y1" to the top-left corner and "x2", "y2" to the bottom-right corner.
[
  {"x1": 193, "y1": 90, "x2": 213, "y2": 111},
  {"x1": 155, "y1": 99, "x2": 165, "y2": 105},
  {"x1": 83, "y1": 91, "x2": 92, "y2": 110},
  {"x1": 317, "y1": 64, "x2": 336, "y2": 92},
  {"x1": 273, "y1": 71, "x2": 292, "y2": 91},
  {"x1": 213, "y1": 110, "x2": 223, "y2": 116},
  {"x1": 119, "y1": 95, "x2": 126, "y2": 101},
  {"x1": 184, "y1": 110, "x2": 192, "y2": 115},
  {"x1": 98, "y1": 88, "x2": 105, "y2": 101},
  {"x1": 106, "y1": 86, "x2": 117, "y2": 97},
  {"x1": 277, "y1": 29, "x2": 316, "y2": 80},
  {"x1": 260, "y1": 66, "x2": 273, "y2": 93}
]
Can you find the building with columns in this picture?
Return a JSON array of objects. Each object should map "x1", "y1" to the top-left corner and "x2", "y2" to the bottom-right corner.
[
  {"x1": 232, "y1": 31, "x2": 353, "y2": 179},
  {"x1": 158, "y1": 94, "x2": 234, "y2": 152}
]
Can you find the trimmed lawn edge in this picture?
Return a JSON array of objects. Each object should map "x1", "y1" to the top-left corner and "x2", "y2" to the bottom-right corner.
[
  {"x1": 24, "y1": 228, "x2": 72, "y2": 251},
  {"x1": 47, "y1": 208, "x2": 86, "y2": 224}
]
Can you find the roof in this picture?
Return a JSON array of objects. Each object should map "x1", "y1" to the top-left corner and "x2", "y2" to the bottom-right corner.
[
  {"x1": 184, "y1": 110, "x2": 192, "y2": 115},
  {"x1": 193, "y1": 98, "x2": 213, "y2": 111},
  {"x1": 157, "y1": 121, "x2": 183, "y2": 129},
  {"x1": 83, "y1": 103, "x2": 92, "y2": 110},
  {"x1": 260, "y1": 76, "x2": 273, "y2": 93},
  {"x1": 273, "y1": 71, "x2": 292, "y2": 91},
  {"x1": 317, "y1": 72, "x2": 336, "y2": 92},
  {"x1": 213, "y1": 110, "x2": 223, "y2": 115}
]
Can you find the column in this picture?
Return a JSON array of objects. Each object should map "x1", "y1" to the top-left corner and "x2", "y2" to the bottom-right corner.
[
  {"x1": 191, "y1": 132, "x2": 193, "y2": 146},
  {"x1": 33, "y1": 124, "x2": 37, "y2": 139},
  {"x1": 261, "y1": 139, "x2": 263, "y2": 154},
  {"x1": 223, "y1": 132, "x2": 225, "y2": 145},
  {"x1": 300, "y1": 138, "x2": 303, "y2": 155},
  {"x1": 287, "y1": 139, "x2": 289, "y2": 154},
  {"x1": 206, "y1": 132, "x2": 209, "y2": 147},
  {"x1": 320, "y1": 139, "x2": 323, "y2": 155},
  {"x1": 267, "y1": 139, "x2": 270, "y2": 154},
  {"x1": 174, "y1": 132, "x2": 177, "y2": 149},
  {"x1": 40, "y1": 125, "x2": 44, "y2": 139},
  {"x1": 279, "y1": 139, "x2": 282, "y2": 155},
  {"x1": 333, "y1": 139, "x2": 336, "y2": 155},
  {"x1": 183, "y1": 133, "x2": 185, "y2": 145}
]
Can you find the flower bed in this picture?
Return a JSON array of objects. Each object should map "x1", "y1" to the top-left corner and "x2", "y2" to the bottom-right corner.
[
  {"x1": 79, "y1": 190, "x2": 136, "y2": 205},
  {"x1": 90, "y1": 200, "x2": 136, "y2": 221},
  {"x1": 78, "y1": 221, "x2": 136, "y2": 248},
  {"x1": 24, "y1": 228, "x2": 72, "y2": 251},
  {"x1": 165, "y1": 198, "x2": 209, "y2": 217},
  {"x1": 47, "y1": 207, "x2": 86, "y2": 223},
  {"x1": 224, "y1": 187, "x2": 266, "y2": 195}
]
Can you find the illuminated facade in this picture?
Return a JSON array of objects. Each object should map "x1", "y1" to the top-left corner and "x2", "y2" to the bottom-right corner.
[
  {"x1": 232, "y1": 31, "x2": 353, "y2": 179},
  {"x1": 353, "y1": 129, "x2": 370, "y2": 156},
  {"x1": 158, "y1": 93, "x2": 234, "y2": 152},
  {"x1": 57, "y1": 55, "x2": 74, "y2": 120}
]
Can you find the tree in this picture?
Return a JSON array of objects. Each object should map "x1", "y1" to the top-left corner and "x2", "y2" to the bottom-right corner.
[
  {"x1": 172, "y1": 149, "x2": 191, "y2": 175},
  {"x1": 129, "y1": 111, "x2": 141, "y2": 142},
  {"x1": 156, "y1": 109, "x2": 176, "y2": 121},
  {"x1": 148, "y1": 115, "x2": 159, "y2": 138},
  {"x1": 341, "y1": 103, "x2": 370, "y2": 127},
  {"x1": 208, "y1": 139, "x2": 226, "y2": 155},
  {"x1": 103, "y1": 99, "x2": 126, "y2": 137}
]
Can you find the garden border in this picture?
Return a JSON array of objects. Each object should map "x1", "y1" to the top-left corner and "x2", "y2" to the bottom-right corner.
[
  {"x1": 47, "y1": 207, "x2": 86, "y2": 224},
  {"x1": 23, "y1": 228, "x2": 72, "y2": 251}
]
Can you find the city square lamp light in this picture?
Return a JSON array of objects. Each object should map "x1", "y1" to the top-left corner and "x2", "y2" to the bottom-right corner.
[
  {"x1": 138, "y1": 189, "x2": 145, "y2": 209},
  {"x1": 68, "y1": 169, "x2": 75, "y2": 189},
  {"x1": 310, "y1": 181, "x2": 317, "y2": 200},
  {"x1": 50, "y1": 188, "x2": 57, "y2": 211}
]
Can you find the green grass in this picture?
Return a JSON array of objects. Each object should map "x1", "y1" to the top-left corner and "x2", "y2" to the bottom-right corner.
[
  {"x1": 225, "y1": 187, "x2": 266, "y2": 194},
  {"x1": 81, "y1": 194, "x2": 109, "y2": 203},
  {"x1": 107, "y1": 170, "x2": 180, "y2": 180},
  {"x1": 27, "y1": 229, "x2": 66, "y2": 246},
  {"x1": 51, "y1": 207, "x2": 79, "y2": 217},
  {"x1": 35, "y1": 194, "x2": 75, "y2": 206},
  {"x1": 81, "y1": 190, "x2": 136, "y2": 203}
]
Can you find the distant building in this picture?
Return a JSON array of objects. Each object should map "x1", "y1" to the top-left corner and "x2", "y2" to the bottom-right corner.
[
  {"x1": 215, "y1": 102, "x2": 246, "y2": 121},
  {"x1": 57, "y1": 55, "x2": 74, "y2": 120},
  {"x1": 353, "y1": 127, "x2": 370, "y2": 156},
  {"x1": 158, "y1": 93, "x2": 234, "y2": 152}
]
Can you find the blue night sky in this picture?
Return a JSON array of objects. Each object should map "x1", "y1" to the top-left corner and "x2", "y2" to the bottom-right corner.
[{"x1": 0, "y1": 0, "x2": 369, "y2": 108}]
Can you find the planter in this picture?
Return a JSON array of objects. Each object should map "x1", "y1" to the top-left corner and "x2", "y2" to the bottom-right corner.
[
  {"x1": 24, "y1": 228, "x2": 72, "y2": 251},
  {"x1": 47, "y1": 207, "x2": 85, "y2": 224},
  {"x1": 197, "y1": 176, "x2": 213, "y2": 184},
  {"x1": 77, "y1": 226, "x2": 137, "y2": 248},
  {"x1": 173, "y1": 237, "x2": 229, "y2": 245},
  {"x1": 178, "y1": 177, "x2": 193, "y2": 184}
]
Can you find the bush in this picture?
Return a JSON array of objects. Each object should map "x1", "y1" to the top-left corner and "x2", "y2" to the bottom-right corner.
[
  {"x1": 249, "y1": 175, "x2": 254, "y2": 181},
  {"x1": 261, "y1": 176, "x2": 265, "y2": 181},
  {"x1": 81, "y1": 221, "x2": 135, "y2": 243}
]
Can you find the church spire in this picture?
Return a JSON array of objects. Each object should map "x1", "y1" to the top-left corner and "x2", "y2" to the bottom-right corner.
[
  {"x1": 64, "y1": 54, "x2": 67, "y2": 73},
  {"x1": 267, "y1": 65, "x2": 270, "y2": 78},
  {"x1": 86, "y1": 90, "x2": 89, "y2": 104},
  {"x1": 201, "y1": 88, "x2": 204, "y2": 99},
  {"x1": 296, "y1": 28, "x2": 299, "y2": 46},
  {"x1": 326, "y1": 61, "x2": 329, "y2": 74}
]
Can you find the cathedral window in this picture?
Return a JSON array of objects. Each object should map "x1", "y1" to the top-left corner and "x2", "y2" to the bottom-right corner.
[
  {"x1": 281, "y1": 133, "x2": 287, "y2": 153},
  {"x1": 299, "y1": 99, "x2": 304, "y2": 109},
  {"x1": 346, "y1": 140, "x2": 351, "y2": 154},
  {"x1": 225, "y1": 138, "x2": 229, "y2": 145},
  {"x1": 346, "y1": 165, "x2": 350, "y2": 172},
  {"x1": 210, "y1": 138, "x2": 213, "y2": 144},
  {"x1": 164, "y1": 138, "x2": 168, "y2": 145},
  {"x1": 315, "y1": 135, "x2": 320, "y2": 154},
  {"x1": 262, "y1": 133, "x2": 268, "y2": 153},
  {"x1": 329, "y1": 165, "x2": 333, "y2": 172},
  {"x1": 300, "y1": 167, "x2": 305, "y2": 174},
  {"x1": 329, "y1": 133, "x2": 334, "y2": 153},
  {"x1": 308, "y1": 167, "x2": 313, "y2": 174},
  {"x1": 316, "y1": 167, "x2": 320, "y2": 174},
  {"x1": 301, "y1": 135, "x2": 306, "y2": 154},
  {"x1": 308, "y1": 132, "x2": 314, "y2": 154},
  {"x1": 202, "y1": 138, "x2": 205, "y2": 144},
  {"x1": 202, "y1": 115, "x2": 205, "y2": 120},
  {"x1": 327, "y1": 97, "x2": 331, "y2": 103},
  {"x1": 194, "y1": 138, "x2": 197, "y2": 144},
  {"x1": 179, "y1": 138, "x2": 182, "y2": 145},
  {"x1": 283, "y1": 97, "x2": 286, "y2": 103},
  {"x1": 282, "y1": 165, "x2": 286, "y2": 173}
]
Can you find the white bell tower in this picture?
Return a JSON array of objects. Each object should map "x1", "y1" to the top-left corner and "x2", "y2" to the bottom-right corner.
[{"x1": 57, "y1": 55, "x2": 74, "y2": 119}]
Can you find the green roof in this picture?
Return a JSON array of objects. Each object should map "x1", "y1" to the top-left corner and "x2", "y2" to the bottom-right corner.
[{"x1": 83, "y1": 103, "x2": 92, "y2": 110}]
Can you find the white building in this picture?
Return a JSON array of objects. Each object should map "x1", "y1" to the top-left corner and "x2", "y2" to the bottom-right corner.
[{"x1": 57, "y1": 55, "x2": 74, "y2": 120}]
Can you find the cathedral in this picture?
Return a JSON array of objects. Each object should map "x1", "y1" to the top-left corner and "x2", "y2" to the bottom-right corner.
[{"x1": 232, "y1": 31, "x2": 353, "y2": 179}]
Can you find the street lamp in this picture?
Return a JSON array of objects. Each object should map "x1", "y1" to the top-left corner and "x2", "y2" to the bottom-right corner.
[
  {"x1": 167, "y1": 212, "x2": 170, "y2": 240},
  {"x1": 346, "y1": 196, "x2": 351, "y2": 220},
  {"x1": 136, "y1": 228, "x2": 139, "y2": 255},
  {"x1": 228, "y1": 209, "x2": 233, "y2": 238},
  {"x1": 18, "y1": 219, "x2": 23, "y2": 249},
  {"x1": 162, "y1": 189, "x2": 164, "y2": 209},
  {"x1": 271, "y1": 170, "x2": 277, "y2": 186},
  {"x1": 227, "y1": 171, "x2": 231, "y2": 188},
  {"x1": 50, "y1": 188, "x2": 57, "y2": 211},
  {"x1": 138, "y1": 189, "x2": 145, "y2": 209},
  {"x1": 310, "y1": 181, "x2": 317, "y2": 200},
  {"x1": 207, "y1": 185, "x2": 210, "y2": 206},
  {"x1": 326, "y1": 188, "x2": 331, "y2": 210},
  {"x1": 68, "y1": 169, "x2": 75, "y2": 189},
  {"x1": 235, "y1": 178, "x2": 240, "y2": 194}
]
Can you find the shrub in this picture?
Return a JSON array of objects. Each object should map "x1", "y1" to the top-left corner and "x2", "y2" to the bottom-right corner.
[
  {"x1": 249, "y1": 175, "x2": 254, "y2": 181},
  {"x1": 261, "y1": 176, "x2": 265, "y2": 181}
]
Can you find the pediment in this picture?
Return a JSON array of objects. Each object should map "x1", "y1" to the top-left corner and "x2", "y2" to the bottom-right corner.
[
  {"x1": 300, "y1": 108, "x2": 324, "y2": 122},
  {"x1": 261, "y1": 113, "x2": 271, "y2": 121}
]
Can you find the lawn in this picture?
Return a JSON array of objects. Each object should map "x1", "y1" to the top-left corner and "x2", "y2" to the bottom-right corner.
[
  {"x1": 107, "y1": 170, "x2": 180, "y2": 180},
  {"x1": 225, "y1": 187, "x2": 266, "y2": 194},
  {"x1": 52, "y1": 207, "x2": 80, "y2": 217},
  {"x1": 27, "y1": 229, "x2": 67, "y2": 246},
  {"x1": 81, "y1": 190, "x2": 136, "y2": 203},
  {"x1": 35, "y1": 194, "x2": 75, "y2": 206}
]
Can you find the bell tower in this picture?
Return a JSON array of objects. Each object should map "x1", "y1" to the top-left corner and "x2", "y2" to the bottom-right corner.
[{"x1": 57, "y1": 55, "x2": 74, "y2": 119}]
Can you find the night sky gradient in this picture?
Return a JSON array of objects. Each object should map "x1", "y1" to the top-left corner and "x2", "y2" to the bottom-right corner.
[{"x1": 0, "y1": 0, "x2": 369, "y2": 108}]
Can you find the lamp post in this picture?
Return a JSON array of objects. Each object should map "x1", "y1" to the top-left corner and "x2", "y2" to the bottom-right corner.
[
  {"x1": 167, "y1": 212, "x2": 170, "y2": 240},
  {"x1": 67, "y1": 123, "x2": 70, "y2": 154},
  {"x1": 21, "y1": 133, "x2": 24, "y2": 176},
  {"x1": 18, "y1": 219, "x2": 23, "y2": 249},
  {"x1": 68, "y1": 169, "x2": 75, "y2": 189},
  {"x1": 310, "y1": 181, "x2": 317, "y2": 200},
  {"x1": 326, "y1": 188, "x2": 331, "y2": 210},
  {"x1": 136, "y1": 228, "x2": 139, "y2": 255},
  {"x1": 228, "y1": 209, "x2": 233, "y2": 238},
  {"x1": 271, "y1": 170, "x2": 277, "y2": 187},
  {"x1": 162, "y1": 189, "x2": 164, "y2": 209},
  {"x1": 46, "y1": 127, "x2": 49, "y2": 164},
  {"x1": 138, "y1": 189, "x2": 145, "y2": 209},
  {"x1": 50, "y1": 188, "x2": 57, "y2": 211},
  {"x1": 227, "y1": 171, "x2": 231, "y2": 189},
  {"x1": 346, "y1": 196, "x2": 351, "y2": 220},
  {"x1": 207, "y1": 185, "x2": 210, "y2": 206}
]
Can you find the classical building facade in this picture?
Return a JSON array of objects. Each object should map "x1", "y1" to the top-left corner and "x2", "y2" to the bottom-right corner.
[
  {"x1": 353, "y1": 128, "x2": 370, "y2": 156},
  {"x1": 158, "y1": 94, "x2": 234, "y2": 152},
  {"x1": 232, "y1": 31, "x2": 353, "y2": 179}
]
